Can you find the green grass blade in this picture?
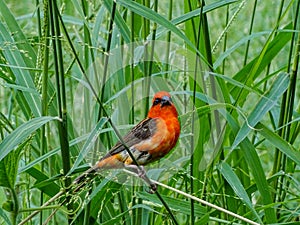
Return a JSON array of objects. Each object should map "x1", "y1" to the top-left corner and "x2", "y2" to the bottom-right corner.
[
  {"x1": 69, "y1": 117, "x2": 108, "y2": 174},
  {"x1": 26, "y1": 167, "x2": 60, "y2": 197},
  {"x1": 214, "y1": 31, "x2": 269, "y2": 69},
  {"x1": 231, "y1": 72, "x2": 289, "y2": 150},
  {"x1": 0, "y1": 0, "x2": 36, "y2": 66},
  {"x1": 0, "y1": 22, "x2": 41, "y2": 117},
  {"x1": 0, "y1": 143, "x2": 24, "y2": 189},
  {"x1": 230, "y1": 23, "x2": 293, "y2": 97},
  {"x1": 170, "y1": 0, "x2": 237, "y2": 26},
  {"x1": 226, "y1": 117, "x2": 277, "y2": 223},
  {"x1": 256, "y1": 123, "x2": 300, "y2": 166},
  {"x1": 116, "y1": 0, "x2": 204, "y2": 59},
  {"x1": 0, "y1": 207, "x2": 11, "y2": 225},
  {"x1": 0, "y1": 116, "x2": 58, "y2": 161},
  {"x1": 104, "y1": 0, "x2": 130, "y2": 43},
  {"x1": 19, "y1": 134, "x2": 89, "y2": 174},
  {"x1": 218, "y1": 162, "x2": 262, "y2": 223},
  {"x1": 154, "y1": 0, "x2": 238, "y2": 56}
]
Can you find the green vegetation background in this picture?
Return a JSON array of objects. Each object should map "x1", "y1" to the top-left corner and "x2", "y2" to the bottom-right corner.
[{"x1": 0, "y1": 0, "x2": 299, "y2": 224}]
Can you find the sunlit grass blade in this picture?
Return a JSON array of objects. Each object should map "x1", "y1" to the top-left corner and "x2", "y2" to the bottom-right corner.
[
  {"x1": 214, "y1": 31, "x2": 269, "y2": 69},
  {"x1": 0, "y1": 208, "x2": 11, "y2": 225},
  {"x1": 230, "y1": 22, "x2": 293, "y2": 98},
  {"x1": 0, "y1": 142, "x2": 24, "y2": 189},
  {"x1": 231, "y1": 72, "x2": 289, "y2": 149},
  {"x1": 0, "y1": 116, "x2": 59, "y2": 161},
  {"x1": 168, "y1": 0, "x2": 237, "y2": 27},
  {"x1": 218, "y1": 162, "x2": 262, "y2": 223},
  {"x1": 0, "y1": 0, "x2": 36, "y2": 65},
  {"x1": 0, "y1": 22, "x2": 41, "y2": 117},
  {"x1": 226, "y1": 117, "x2": 277, "y2": 223},
  {"x1": 189, "y1": 89, "x2": 278, "y2": 222},
  {"x1": 256, "y1": 123, "x2": 300, "y2": 166},
  {"x1": 69, "y1": 117, "x2": 108, "y2": 174},
  {"x1": 116, "y1": 0, "x2": 204, "y2": 59},
  {"x1": 27, "y1": 167, "x2": 60, "y2": 197}
]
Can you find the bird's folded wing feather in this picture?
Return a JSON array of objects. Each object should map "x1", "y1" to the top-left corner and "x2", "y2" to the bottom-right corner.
[{"x1": 101, "y1": 117, "x2": 159, "y2": 159}]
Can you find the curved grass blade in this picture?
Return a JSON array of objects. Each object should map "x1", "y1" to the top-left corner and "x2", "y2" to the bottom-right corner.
[
  {"x1": 0, "y1": 141, "x2": 26, "y2": 189},
  {"x1": 226, "y1": 118, "x2": 277, "y2": 223},
  {"x1": 0, "y1": 22, "x2": 41, "y2": 117},
  {"x1": 116, "y1": 0, "x2": 204, "y2": 60},
  {"x1": 104, "y1": 0, "x2": 130, "y2": 43},
  {"x1": 186, "y1": 89, "x2": 277, "y2": 222},
  {"x1": 214, "y1": 31, "x2": 269, "y2": 69},
  {"x1": 230, "y1": 22, "x2": 293, "y2": 97},
  {"x1": 0, "y1": 116, "x2": 59, "y2": 162},
  {"x1": 156, "y1": 0, "x2": 237, "y2": 39},
  {"x1": 19, "y1": 134, "x2": 89, "y2": 174},
  {"x1": 26, "y1": 167, "x2": 60, "y2": 197},
  {"x1": 136, "y1": 192, "x2": 207, "y2": 217},
  {"x1": 231, "y1": 72, "x2": 289, "y2": 150},
  {"x1": 256, "y1": 123, "x2": 300, "y2": 166},
  {"x1": 218, "y1": 162, "x2": 262, "y2": 223},
  {"x1": 0, "y1": 0, "x2": 36, "y2": 66},
  {"x1": 0, "y1": 207, "x2": 11, "y2": 225},
  {"x1": 69, "y1": 117, "x2": 108, "y2": 174}
]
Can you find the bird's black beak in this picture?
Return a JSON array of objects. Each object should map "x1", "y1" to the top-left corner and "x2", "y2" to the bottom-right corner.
[{"x1": 161, "y1": 95, "x2": 172, "y2": 107}]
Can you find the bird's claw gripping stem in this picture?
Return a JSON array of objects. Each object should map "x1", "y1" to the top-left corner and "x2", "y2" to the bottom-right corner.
[{"x1": 125, "y1": 164, "x2": 157, "y2": 193}]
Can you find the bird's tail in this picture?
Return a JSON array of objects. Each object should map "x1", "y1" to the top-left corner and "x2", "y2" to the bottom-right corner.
[{"x1": 72, "y1": 155, "x2": 122, "y2": 192}]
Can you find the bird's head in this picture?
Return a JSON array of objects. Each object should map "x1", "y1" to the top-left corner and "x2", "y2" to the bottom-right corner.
[
  {"x1": 152, "y1": 91, "x2": 173, "y2": 108},
  {"x1": 148, "y1": 91, "x2": 178, "y2": 118}
]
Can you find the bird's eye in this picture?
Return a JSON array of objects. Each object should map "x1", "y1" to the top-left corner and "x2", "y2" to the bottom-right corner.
[{"x1": 153, "y1": 98, "x2": 161, "y2": 106}]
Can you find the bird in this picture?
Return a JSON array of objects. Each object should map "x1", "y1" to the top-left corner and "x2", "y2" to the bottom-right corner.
[{"x1": 73, "y1": 91, "x2": 180, "y2": 192}]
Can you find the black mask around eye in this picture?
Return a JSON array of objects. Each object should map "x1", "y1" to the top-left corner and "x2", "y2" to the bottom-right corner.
[
  {"x1": 152, "y1": 98, "x2": 161, "y2": 106},
  {"x1": 152, "y1": 96, "x2": 172, "y2": 107}
]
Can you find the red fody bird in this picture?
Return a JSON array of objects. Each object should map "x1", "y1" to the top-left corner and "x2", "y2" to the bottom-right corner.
[{"x1": 74, "y1": 91, "x2": 180, "y2": 191}]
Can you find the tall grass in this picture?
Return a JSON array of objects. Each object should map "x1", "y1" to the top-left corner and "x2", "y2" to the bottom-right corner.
[{"x1": 0, "y1": 0, "x2": 299, "y2": 224}]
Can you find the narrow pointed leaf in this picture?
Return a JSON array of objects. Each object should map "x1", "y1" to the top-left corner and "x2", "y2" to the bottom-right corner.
[
  {"x1": 115, "y1": 0, "x2": 204, "y2": 59},
  {"x1": 0, "y1": 22, "x2": 41, "y2": 117},
  {"x1": 0, "y1": 116, "x2": 59, "y2": 161},
  {"x1": 218, "y1": 162, "x2": 262, "y2": 223},
  {"x1": 0, "y1": 208, "x2": 11, "y2": 225},
  {"x1": 220, "y1": 110, "x2": 277, "y2": 222},
  {"x1": 256, "y1": 123, "x2": 300, "y2": 166},
  {"x1": 0, "y1": 143, "x2": 25, "y2": 188},
  {"x1": 232, "y1": 73, "x2": 289, "y2": 149},
  {"x1": 69, "y1": 117, "x2": 108, "y2": 174}
]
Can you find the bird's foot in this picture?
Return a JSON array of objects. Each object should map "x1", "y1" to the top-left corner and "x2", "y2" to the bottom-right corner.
[
  {"x1": 124, "y1": 164, "x2": 157, "y2": 194},
  {"x1": 147, "y1": 183, "x2": 157, "y2": 194}
]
